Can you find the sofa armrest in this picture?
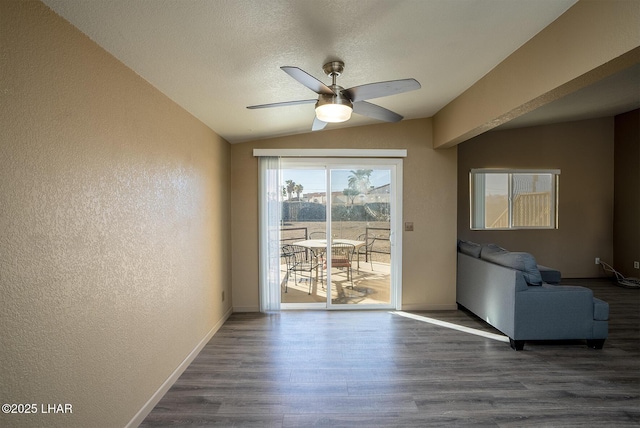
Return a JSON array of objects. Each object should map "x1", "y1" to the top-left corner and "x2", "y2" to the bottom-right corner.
[
  {"x1": 537, "y1": 264, "x2": 561, "y2": 284},
  {"x1": 514, "y1": 285, "x2": 598, "y2": 340}
]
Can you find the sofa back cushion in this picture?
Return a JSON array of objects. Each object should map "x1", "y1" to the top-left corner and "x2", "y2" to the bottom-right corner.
[
  {"x1": 457, "y1": 239, "x2": 482, "y2": 258},
  {"x1": 480, "y1": 243, "x2": 507, "y2": 256},
  {"x1": 481, "y1": 245, "x2": 543, "y2": 286}
]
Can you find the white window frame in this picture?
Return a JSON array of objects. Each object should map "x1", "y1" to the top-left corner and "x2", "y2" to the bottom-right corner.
[{"x1": 470, "y1": 169, "x2": 560, "y2": 230}]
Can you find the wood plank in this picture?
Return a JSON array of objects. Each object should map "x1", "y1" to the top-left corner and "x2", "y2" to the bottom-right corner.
[{"x1": 141, "y1": 279, "x2": 640, "y2": 427}]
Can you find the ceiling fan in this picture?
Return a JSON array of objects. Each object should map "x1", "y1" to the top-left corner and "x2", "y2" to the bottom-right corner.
[{"x1": 247, "y1": 61, "x2": 421, "y2": 131}]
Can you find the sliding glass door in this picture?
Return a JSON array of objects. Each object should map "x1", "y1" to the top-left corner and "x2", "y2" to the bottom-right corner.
[
  {"x1": 279, "y1": 166, "x2": 328, "y2": 306},
  {"x1": 279, "y1": 158, "x2": 402, "y2": 310}
]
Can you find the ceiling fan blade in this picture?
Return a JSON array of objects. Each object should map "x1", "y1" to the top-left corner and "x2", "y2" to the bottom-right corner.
[
  {"x1": 312, "y1": 117, "x2": 328, "y2": 131},
  {"x1": 247, "y1": 99, "x2": 316, "y2": 109},
  {"x1": 343, "y1": 78, "x2": 421, "y2": 102},
  {"x1": 281, "y1": 66, "x2": 335, "y2": 95},
  {"x1": 352, "y1": 101, "x2": 403, "y2": 122}
]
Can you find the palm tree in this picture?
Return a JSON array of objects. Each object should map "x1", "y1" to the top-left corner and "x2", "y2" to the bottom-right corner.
[
  {"x1": 347, "y1": 169, "x2": 373, "y2": 195},
  {"x1": 285, "y1": 180, "x2": 296, "y2": 201},
  {"x1": 293, "y1": 183, "x2": 304, "y2": 201}
]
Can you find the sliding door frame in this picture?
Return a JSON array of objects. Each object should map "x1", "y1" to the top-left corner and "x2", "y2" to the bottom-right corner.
[{"x1": 279, "y1": 157, "x2": 403, "y2": 311}]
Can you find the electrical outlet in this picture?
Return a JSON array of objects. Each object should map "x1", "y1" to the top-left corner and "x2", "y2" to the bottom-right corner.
[
  {"x1": 404, "y1": 222, "x2": 414, "y2": 232},
  {"x1": 595, "y1": 257, "x2": 600, "y2": 265},
  {"x1": 634, "y1": 261, "x2": 639, "y2": 269}
]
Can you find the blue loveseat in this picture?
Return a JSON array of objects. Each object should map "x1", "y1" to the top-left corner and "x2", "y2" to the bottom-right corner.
[{"x1": 456, "y1": 240, "x2": 609, "y2": 350}]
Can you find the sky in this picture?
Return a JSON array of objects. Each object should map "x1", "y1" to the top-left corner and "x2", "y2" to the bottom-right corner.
[
  {"x1": 281, "y1": 168, "x2": 391, "y2": 195},
  {"x1": 485, "y1": 174, "x2": 508, "y2": 195}
]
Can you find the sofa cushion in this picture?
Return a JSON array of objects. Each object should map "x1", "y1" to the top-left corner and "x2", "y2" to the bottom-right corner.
[
  {"x1": 480, "y1": 243, "x2": 508, "y2": 256},
  {"x1": 538, "y1": 265, "x2": 561, "y2": 284},
  {"x1": 457, "y1": 239, "x2": 482, "y2": 258},
  {"x1": 481, "y1": 245, "x2": 543, "y2": 286}
]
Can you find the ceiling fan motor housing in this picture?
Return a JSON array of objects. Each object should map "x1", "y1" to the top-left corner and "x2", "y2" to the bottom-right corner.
[{"x1": 323, "y1": 61, "x2": 345, "y2": 77}]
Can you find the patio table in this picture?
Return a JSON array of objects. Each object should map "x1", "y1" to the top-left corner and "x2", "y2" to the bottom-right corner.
[{"x1": 292, "y1": 239, "x2": 365, "y2": 278}]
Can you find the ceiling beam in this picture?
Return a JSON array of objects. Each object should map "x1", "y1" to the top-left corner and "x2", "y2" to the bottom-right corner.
[{"x1": 432, "y1": 0, "x2": 640, "y2": 149}]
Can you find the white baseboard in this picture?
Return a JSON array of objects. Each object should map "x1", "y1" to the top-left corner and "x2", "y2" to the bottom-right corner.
[
  {"x1": 401, "y1": 303, "x2": 458, "y2": 311},
  {"x1": 235, "y1": 304, "x2": 457, "y2": 312},
  {"x1": 232, "y1": 305, "x2": 260, "y2": 312},
  {"x1": 126, "y1": 306, "x2": 233, "y2": 428}
]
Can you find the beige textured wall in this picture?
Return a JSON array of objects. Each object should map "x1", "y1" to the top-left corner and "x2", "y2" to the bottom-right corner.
[
  {"x1": 230, "y1": 119, "x2": 458, "y2": 312},
  {"x1": 614, "y1": 109, "x2": 640, "y2": 277},
  {"x1": 0, "y1": 2, "x2": 231, "y2": 427},
  {"x1": 457, "y1": 118, "x2": 614, "y2": 278},
  {"x1": 433, "y1": 0, "x2": 640, "y2": 148}
]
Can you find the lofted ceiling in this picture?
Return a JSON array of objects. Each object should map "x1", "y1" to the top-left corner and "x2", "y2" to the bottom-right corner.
[{"x1": 42, "y1": 0, "x2": 637, "y2": 144}]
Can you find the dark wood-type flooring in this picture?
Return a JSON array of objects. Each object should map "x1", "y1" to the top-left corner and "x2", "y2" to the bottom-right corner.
[{"x1": 141, "y1": 278, "x2": 639, "y2": 427}]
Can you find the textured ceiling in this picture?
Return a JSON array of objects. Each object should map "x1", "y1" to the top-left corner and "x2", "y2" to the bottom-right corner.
[{"x1": 42, "y1": 0, "x2": 614, "y2": 143}]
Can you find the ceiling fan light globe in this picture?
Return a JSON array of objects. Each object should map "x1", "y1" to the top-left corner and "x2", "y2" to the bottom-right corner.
[
  {"x1": 315, "y1": 92, "x2": 353, "y2": 123},
  {"x1": 315, "y1": 103, "x2": 352, "y2": 123}
]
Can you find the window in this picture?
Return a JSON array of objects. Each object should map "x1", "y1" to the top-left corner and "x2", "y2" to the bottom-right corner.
[{"x1": 470, "y1": 169, "x2": 560, "y2": 230}]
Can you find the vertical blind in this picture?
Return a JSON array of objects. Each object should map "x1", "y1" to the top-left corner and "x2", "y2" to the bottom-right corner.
[{"x1": 258, "y1": 156, "x2": 282, "y2": 312}]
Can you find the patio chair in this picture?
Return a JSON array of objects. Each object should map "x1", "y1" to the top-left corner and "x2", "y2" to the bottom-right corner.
[
  {"x1": 309, "y1": 231, "x2": 326, "y2": 239},
  {"x1": 356, "y1": 233, "x2": 377, "y2": 272},
  {"x1": 323, "y1": 242, "x2": 356, "y2": 288},
  {"x1": 281, "y1": 244, "x2": 320, "y2": 294}
]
